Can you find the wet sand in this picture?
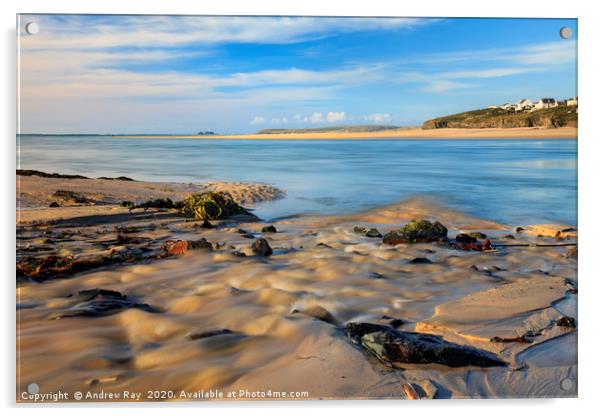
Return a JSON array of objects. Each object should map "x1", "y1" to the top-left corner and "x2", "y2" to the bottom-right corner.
[
  {"x1": 16, "y1": 176, "x2": 577, "y2": 401},
  {"x1": 115, "y1": 127, "x2": 577, "y2": 140}
]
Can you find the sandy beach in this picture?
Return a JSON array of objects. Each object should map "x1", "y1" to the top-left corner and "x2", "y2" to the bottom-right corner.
[
  {"x1": 114, "y1": 127, "x2": 577, "y2": 140},
  {"x1": 16, "y1": 173, "x2": 577, "y2": 400}
]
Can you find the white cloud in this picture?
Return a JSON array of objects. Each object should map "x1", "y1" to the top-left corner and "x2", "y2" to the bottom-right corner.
[
  {"x1": 250, "y1": 116, "x2": 266, "y2": 124},
  {"x1": 19, "y1": 15, "x2": 436, "y2": 50},
  {"x1": 420, "y1": 80, "x2": 475, "y2": 93},
  {"x1": 365, "y1": 113, "x2": 391, "y2": 123},
  {"x1": 310, "y1": 113, "x2": 324, "y2": 123},
  {"x1": 326, "y1": 111, "x2": 346, "y2": 122}
]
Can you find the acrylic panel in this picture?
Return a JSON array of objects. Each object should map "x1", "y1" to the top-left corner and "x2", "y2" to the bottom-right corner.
[{"x1": 16, "y1": 15, "x2": 578, "y2": 402}]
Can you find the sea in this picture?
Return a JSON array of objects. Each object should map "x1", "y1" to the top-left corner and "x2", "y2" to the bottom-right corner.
[{"x1": 17, "y1": 135, "x2": 577, "y2": 225}]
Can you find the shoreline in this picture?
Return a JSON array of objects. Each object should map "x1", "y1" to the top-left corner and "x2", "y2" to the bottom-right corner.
[{"x1": 111, "y1": 127, "x2": 577, "y2": 140}]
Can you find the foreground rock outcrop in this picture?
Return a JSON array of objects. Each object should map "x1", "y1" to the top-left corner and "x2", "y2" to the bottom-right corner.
[{"x1": 346, "y1": 322, "x2": 506, "y2": 368}]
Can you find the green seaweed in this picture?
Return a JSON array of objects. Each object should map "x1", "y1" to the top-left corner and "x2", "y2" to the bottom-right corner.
[{"x1": 178, "y1": 191, "x2": 248, "y2": 220}]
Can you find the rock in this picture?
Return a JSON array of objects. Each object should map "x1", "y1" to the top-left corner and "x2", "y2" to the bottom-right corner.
[
  {"x1": 382, "y1": 231, "x2": 405, "y2": 245},
  {"x1": 164, "y1": 240, "x2": 188, "y2": 255},
  {"x1": 200, "y1": 220, "x2": 215, "y2": 229},
  {"x1": 48, "y1": 201, "x2": 60, "y2": 208},
  {"x1": 354, "y1": 226, "x2": 382, "y2": 238},
  {"x1": 456, "y1": 238, "x2": 493, "y2": 252},
  {"x1": 187, "y1": 238, "x2": 213, "y2": 250},
  {"x1": 389, "y1": 318, "x2": 405, "y2": 328},
  {"x1": 566, "y1": 246, "x2": 578, "y2": 260},
  {"x1": 466, "y1": 232, "x2": 487, "y2": 239},
  {"x1": 369, "y1": 272, "x2": 387, "y2": 279},
  {"x1": 97, "y1": 175, "x2": 135, "y2": 181},
  {"x1": 455, "y1": 233, "x2": 477, "y2": 244},
  {"x1": 188, "y1": 328, "x2": 236, "y2": 340},
  {"x1": 164, "y1": 239, "x2": 212, "y2": 255},
  {"x1": 490, "y1": 335, "x2": 532, "y2": 344},
  {"x1": 251, "y1": 238, "x2": 272, "y2": 256},
  {"x1": 502, "y1": 234, "x2": 516, "y2": 239},
  {"x1": 515, "y1": 227, "x2": 524, "y2": 233},
  {"x1": 556, "y1": 316, "x2": 576, "y2": 328},
  {"x1": 408, "y1": 257, "x2": 432, "y2": 264},
  {"x1": 49, "y1": 288, "x2": 160, "y2": 319},
  {"x1": 17, "y1": 254, "x2": 115, "y2": 281},
  {"x1": 383, "y1": 220, "x2": 447, "y2": 245},
  {"x1": 315, "y1": 242, "x2": 333, "y2": 248},
  {"x1": 51, "y1": 189, "x2": 91, "y2": 204},
  {"x1": 346, "y1": 322, "x2": 506, "y2": 368},
  {"x1": 262, "y1": 225, "x2": 277, "y2": 233}
]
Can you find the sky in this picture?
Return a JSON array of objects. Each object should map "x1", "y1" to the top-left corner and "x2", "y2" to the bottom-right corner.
[{"x1": 18, "y1": 15, "x2": 578, "y2": 134}]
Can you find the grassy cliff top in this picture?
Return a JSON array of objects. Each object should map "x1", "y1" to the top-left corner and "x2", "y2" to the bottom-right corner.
[{"x1": 422, "y1": 106, "x2": 577, "y2": 129}]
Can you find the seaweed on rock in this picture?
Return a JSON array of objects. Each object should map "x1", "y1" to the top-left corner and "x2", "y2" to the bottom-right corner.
[{"x1": 179, "y1": 191, "x2": 249, "y2": 220}]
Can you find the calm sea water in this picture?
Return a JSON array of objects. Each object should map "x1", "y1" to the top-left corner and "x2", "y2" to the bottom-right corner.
[{"x1": 17, "y1": 136, "x2": 577, "y2": 225}]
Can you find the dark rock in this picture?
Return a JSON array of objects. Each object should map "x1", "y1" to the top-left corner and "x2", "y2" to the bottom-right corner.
[
  {"x1": 48, "y1": 202, "x2": 60, "y2": 208},
  {"x1": 354, "y1": 226, "x2": 382, "y2": 238},
  {"x1": 556, "y1": 316, "x2": 577, "y2": 328},
  {"x1": 382, "y1": 231, "x2": 405, "y2": 245},
  {"x1": 251, "y1": 238, "x2": 272, "y2": 256},
  {"x1": 383, "y1": 220, "x2": 447, "y2": 245},
  {"x1": 17, "y1": 169, "x2": 89, "y2": 179},
  {"x1": 188, "y1": 328, "x2": 235, "y2": 340},
  {"x1": 237, "y1": 228, "x2": 255, "y2": 238},
  {"x1": 187, "y1": 238, "x2": 213, "y2": 250},
  {"x1": 490, "y1": 335, "x2": 532, "y2": 344},
  {"x1": 455, "y1": 233, "x2": 477, "y2": 244},
  {"x1": 97, "y1": 176, "x2": 135, "y2": 181},
  {"x1": 52, "y1": 189, "x2": 91, "y2": 204},
  {"x1": 200, "y1": 220, "x2": 215, "y2": 229},
  {"x1": 230, "y1": 287, "x2": 250, "y2": 296},
  {"x1": 408, "y1": 257, "x2": 432, "y2": 264},
  {"x1": 232, "y1": 251, "x2": 247, "y2": 257},
  {"x1": 262, "y1": 225, "x2": 277, "y2": 233},
  {"x1": 49, "y1": 288, "x2": 160, "y2": 319},
  {"x1": 346, "y1": 322, "x2": 506, "y2": 368},
  {"x1": 456, "y1": 239, "x2": 493, "y2": 252},
  {"x1": 515, "y1": 227, "x2": 525, "y2": 233},
  {"x1": 502, "y1": 234, "x2": 516, "y2": 239},
  {"x1": 466, "y1": 232, "x2": 487, "y2": 239},
  {"x1": 369, "y1": 272, "x2": 387, "y2": 279},
  {"x1": 17, "y1": 254, "x2": 116, "y2": 281},
  {"x1": 315, "y1": 242, "x2": 333, "y2": 248},
  {"x1": 389, "y1": 319, "x2": 405, "y2": 328},
  {"x1": 365, "y1": 229, "x2": 382, "y2": 238}
]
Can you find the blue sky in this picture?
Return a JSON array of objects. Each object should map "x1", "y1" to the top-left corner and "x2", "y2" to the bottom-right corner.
[{"x1": 18, "y1": 15, "x2": 577, "y2": 134}]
